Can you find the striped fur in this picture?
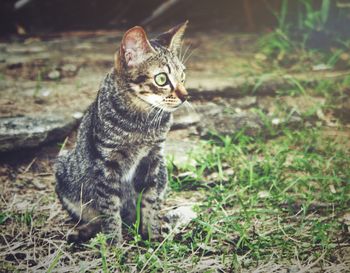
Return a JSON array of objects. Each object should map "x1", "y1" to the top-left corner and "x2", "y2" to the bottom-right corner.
[{"x1": 55, "y1": 22, "x2": 188, "y2": 244}]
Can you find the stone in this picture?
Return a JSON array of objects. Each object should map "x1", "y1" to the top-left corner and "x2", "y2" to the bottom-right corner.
[
  {"x1": 197, "y1": 111, "x2": 264, "y2": 137},
  {"x1": 47, "y1": 70, "x2": 61, "y2": 80},
  {"x1": 172, "y1": 104, "x2": 200, "y2": 129},
  {"x1": 163, "y1": 205, "x2": 197, "y2": 227},
  {"x1": 312, "y1": 63, "x2": 331, "y2": 71},
  {"x1": 187, "y1": 75, "x2": 255, "y2": 98},
  {"x1": 187, "y1": 71, "x2": 348, "y2": 99},
  {"x1": 227, "y1": 96, "x2": 257, "y2": 108},
  {"x1": 192, "y1": 102, "x2": 223, "y2": 116},
  {"x1": 164, "y1": 139, "x2": 198, "y2": 166},
  {"x1": 6, "y1": 45, "x2": 46, "y2": 54},
  {"x1": 40, "y1": 89, "x2": 52, "y2": 97},
  {"x1": 0, "y1": 115, "x2": 78, "y2": 152},
  {"x1": 61, "y1": 64, "x2": 79, "y2": 77},
  {"x1": 72, "y1": 112, "x2": 84, "y2": 119}
]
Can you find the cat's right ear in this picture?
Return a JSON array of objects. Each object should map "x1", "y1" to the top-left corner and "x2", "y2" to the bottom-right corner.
[
  {"x1": 116, "y1": 26, "x2": 156, "y2": 69},
  {"x1": 153, "y1": 21, "x2": 188, "y2": 54}
]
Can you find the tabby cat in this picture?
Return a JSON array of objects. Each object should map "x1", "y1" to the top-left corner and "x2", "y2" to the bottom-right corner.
[{"x1": 55, "y1": 22, "x2": 189, "y2": 244}]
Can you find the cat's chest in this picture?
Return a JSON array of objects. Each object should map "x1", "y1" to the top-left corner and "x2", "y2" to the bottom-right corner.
[{"x1": 121, "y1": 146, "x2": 150, "y2": 182}]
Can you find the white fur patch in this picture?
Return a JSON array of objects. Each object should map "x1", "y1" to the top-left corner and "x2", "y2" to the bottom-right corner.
[
  {"x1": 122, "y1": 147, "x2": 150, "y2": 183},
  {"x1": 140, "y1": 94, "x2": 163, "y2": 107}
]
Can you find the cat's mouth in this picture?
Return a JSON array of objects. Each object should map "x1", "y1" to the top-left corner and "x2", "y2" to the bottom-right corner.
[
  {"x1": 137, "y1": 93, "x2": 184, "y2": 112},
  {"x1": 163, "y1": 95, "x2": 185, "y2": 110}
]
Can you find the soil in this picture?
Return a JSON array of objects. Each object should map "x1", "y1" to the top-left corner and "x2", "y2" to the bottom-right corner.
[{"x1": 0, "y1": 29, "x2": 349, "y2": 272}]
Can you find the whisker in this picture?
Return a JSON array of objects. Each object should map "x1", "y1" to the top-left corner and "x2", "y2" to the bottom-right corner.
[
  {"x1": 183, "y1": 48, "x2": 196, "y2": 64},
  {"x1": 183, "y1": 101, "x2": 196, "y2": 114},
  {"x1": 156, "y1": 108, "x2": 165, "y2": 129},
  {"x1": 146, "y1": 107, "x2": 156, "y2": 124},
  {"x1": 158, "y1": 108, "x2": 165, "y2": 128},
  {"x1": 150, "y1": 108, "x2": 159, "y2": 125},
  {"x1": 181, "y1": 44, "x2": 192, "y2": 63},
  {"x1": 151, "y1": 107, "x2": 162, "y2": 128}
]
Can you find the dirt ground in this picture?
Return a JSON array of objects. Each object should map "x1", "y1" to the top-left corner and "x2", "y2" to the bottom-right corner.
[{"x1": 0, "y1": 29, "x2": 350, "y2": 272}]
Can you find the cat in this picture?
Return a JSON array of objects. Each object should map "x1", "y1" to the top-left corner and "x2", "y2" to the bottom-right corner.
[{"x1": 54, "y1": 21, "x2": 189, "y2": 244}]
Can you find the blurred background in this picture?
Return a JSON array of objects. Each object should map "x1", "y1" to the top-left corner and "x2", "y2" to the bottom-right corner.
[{"x1": 1, "y1": 0, "x2": 350, "y2": 38}]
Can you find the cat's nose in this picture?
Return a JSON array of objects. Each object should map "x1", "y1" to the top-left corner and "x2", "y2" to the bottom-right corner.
[{"x1": 174, "y1": 83, "x2": 188, "y2": 102}]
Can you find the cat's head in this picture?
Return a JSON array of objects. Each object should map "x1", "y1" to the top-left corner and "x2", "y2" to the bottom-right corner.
[{"x1": 115, "y1": 22, "x2": 189, "y2": 112}]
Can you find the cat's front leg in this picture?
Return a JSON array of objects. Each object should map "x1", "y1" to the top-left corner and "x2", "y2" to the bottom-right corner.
[
  {"x1": 141, "y1": 188, "x2": 163, "y2": 239},
  {"x1": 96, "y1": 167, "x2": 123, "y2": 244},
  {"x1": 137, "y1": 156, "x2": 167, "y2": 240},
  {"x1": 99, "y1": 195, "x2": 123, "y2": 244}
]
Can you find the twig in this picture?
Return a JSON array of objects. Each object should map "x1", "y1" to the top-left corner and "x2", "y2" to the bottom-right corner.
[
  {"x1": 41, "y1": 239, "x2": 74, "y2": 263},
  {"x1": 296, "y1": 251, "x2": 326, "y2": 273},
  {"x1": 1, "y1": 234, "x2": 21, "y2": 265},
  {"x1": 24, "y1": 157, "x2": 36, "y2": 173},
  {"x1": 141, "y1": 0, "x2": 180, "y2": 25},
  {"x1": 277, "y1": 216, "x2": 302, "y2": 243},
  {"x1": 139, "y1": 223, "x2": 180, "y2": 273}
]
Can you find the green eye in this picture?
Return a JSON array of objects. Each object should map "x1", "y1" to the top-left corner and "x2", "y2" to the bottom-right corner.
[{"x1": 154, "y1": 73, "x2": 168, "y2": 86}]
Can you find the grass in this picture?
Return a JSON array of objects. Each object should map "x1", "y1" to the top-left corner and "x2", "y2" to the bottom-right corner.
[
  {"x1": 61, "y1": 126, "x2": 347, "y2": 272},
  {"x1": 166, "y1": 126, "x2": 349, "y2": 271},
  {"x1": 0, "y1": 210, "x2": 34, "y2": 226},
  {"x1": 1, "y1": 116, "x2": 349, "y2": 272},
  {"x1": 153, "y1": 126, "x2": 347, "y2": 271},
  {"x1": 258, "y1": 0, "x2": 350, "y2": 72}
]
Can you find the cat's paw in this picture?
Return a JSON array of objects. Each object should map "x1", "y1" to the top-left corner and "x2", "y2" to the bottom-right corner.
[
  {"x1": 67, "y1": 230, "x2": 82, "y2": 244},
  {"x1": 67, "y1": 222, "x2": 102, "y2": 244}
]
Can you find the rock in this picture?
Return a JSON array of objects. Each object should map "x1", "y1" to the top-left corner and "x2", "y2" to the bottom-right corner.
[
  {"x1": 197, "y1": 111, "x2": 264, "y2": 137},
  {"x1": 165, "y1": 139, "x2": 198, "y2": 166},
  {"x1": 40, "y1": 89, "x2": 52, "y2": 97},
  {"x1": 172, "y1": 104, "x2": 200, "y2": 129},
  {"x1": 47, "y1": 70, "x2": 61, "y2": 80},
  {"x1": 193, "y1": 102, "x2": 223, "y2": 116},
  {"x1": 187, "y1": 72, "x2": 348, "y2": 99},
  {"x1": 171, "y1": 101, "x2": 299, "y2": 138},
  {"x1": 75, "y1": 43, "x2": 93, "y2": 50},
  {"x1": 312, "y1": 63, "x2": 331, "y2": 71},
  {"x1": 0, "y1": 115, "x2": 78, "y2": 152},
  {"x1": 186, "y1": 73, "x2": 292, "y2": 98},
  {"x1": 61, "y1": 64, "x2": 79, "y2": 77},
  {"x1": 187, "y1": 75, "x2": 256, "y2": 98},
  {"x1": 230, "y1": 112, "x2": 265, "y2": 135},
  {"x1": 225, "y1": 96, "x2": 257, "y2": 109},
  {"x1": 72, "y1": 112, "x2": 84, "y2": 119},
  {"x1": 6, "y1": 45, "x2": 46, "y2": 54},
  {"x1": 163, "y1": 205, "x2": 197, "y2": 227}
]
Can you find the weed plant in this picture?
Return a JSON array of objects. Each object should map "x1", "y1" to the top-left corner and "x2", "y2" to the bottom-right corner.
[{"x1": 258, "y1": 0, "x2": 350, "y2": 70}]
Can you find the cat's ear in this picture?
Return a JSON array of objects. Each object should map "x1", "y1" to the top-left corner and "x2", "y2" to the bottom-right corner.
[
  {"x1": 154, "y1": 21, "x2": 188, "y2": 53},
  {"x1": 119, "y1": 26, "x2": 156, "y2": 67}
]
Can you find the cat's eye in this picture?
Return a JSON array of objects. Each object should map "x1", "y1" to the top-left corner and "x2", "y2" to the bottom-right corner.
[{"x1": 154, "y1": 73, "x2": 168, "y2": 86}]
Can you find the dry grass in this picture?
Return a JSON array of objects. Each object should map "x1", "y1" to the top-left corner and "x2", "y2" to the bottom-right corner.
[{"x1": 1, "y1": 124, "x2": 349, "y2": 272}]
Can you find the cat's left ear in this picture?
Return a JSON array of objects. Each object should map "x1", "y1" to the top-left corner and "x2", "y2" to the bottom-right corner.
[
  {"x1": 118, "y1": 26, "x2": 156, "y2": 68},
  {"x1": 154, "y1": 21, "x2": 188, "y2": 53}
]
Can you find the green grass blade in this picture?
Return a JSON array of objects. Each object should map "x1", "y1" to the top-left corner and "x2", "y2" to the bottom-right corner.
[
  {"x1": 46, "y1": 250, "x2": 62, "y2": 273},
  {"x1": 321, "y1": 0, "x2": 330, "y2": 24}
]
